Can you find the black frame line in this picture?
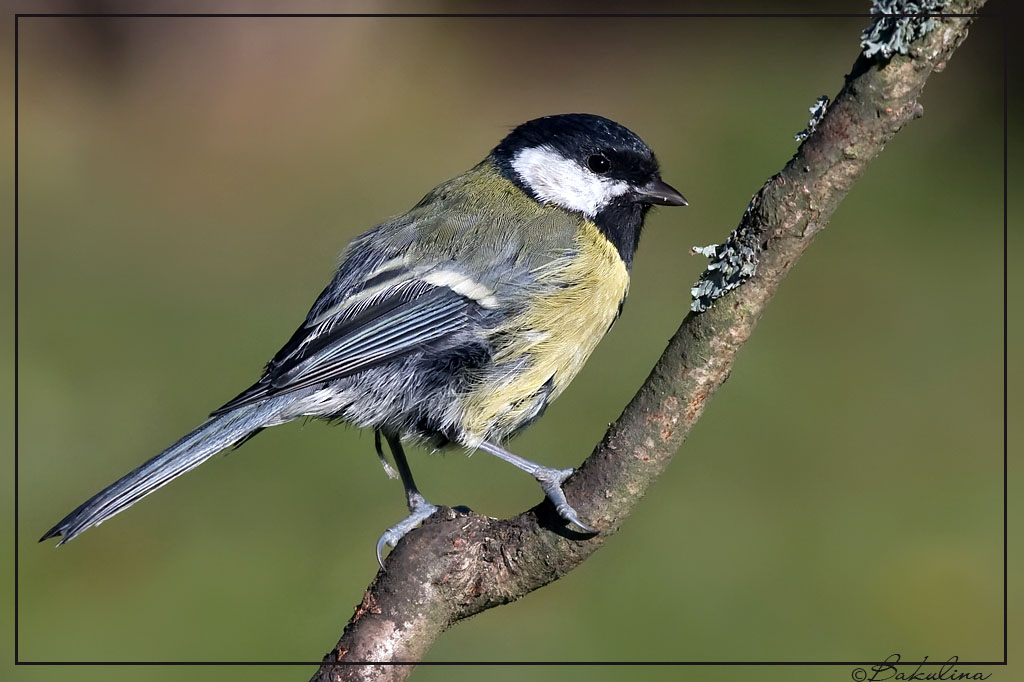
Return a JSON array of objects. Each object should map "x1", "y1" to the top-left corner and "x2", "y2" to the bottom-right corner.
[
  {"x1": 1002, "y1": 0, "x2": 1009, "y2": 666},
  {"x1": 12, "y1": 9, "x2": 1007, "y2": 669},
  {"x1": 8, "y1": 12, "x2": 995, "y2": 18}
]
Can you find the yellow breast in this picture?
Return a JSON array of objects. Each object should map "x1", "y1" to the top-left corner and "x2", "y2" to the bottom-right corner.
[{"x1": 461, "y1": 220, "x2": 629, "y2": 444}]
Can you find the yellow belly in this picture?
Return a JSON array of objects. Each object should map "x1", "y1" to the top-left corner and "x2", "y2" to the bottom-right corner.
[{"x1": 461, "y1": 220, "x2": 630, "y2": 444}]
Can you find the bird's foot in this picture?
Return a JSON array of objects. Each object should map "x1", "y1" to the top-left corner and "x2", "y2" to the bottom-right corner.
[
  {"x1": 533, "y1": 466, "x2": 596, "y2": 534},
  {"x1": 375, "y1": 491, "x2": 439, "y2": 569}
]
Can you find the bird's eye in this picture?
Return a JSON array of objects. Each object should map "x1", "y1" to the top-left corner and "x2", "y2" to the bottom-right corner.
[{"x1": 587, "y1": 154, "x2": 611, "y2": 174}]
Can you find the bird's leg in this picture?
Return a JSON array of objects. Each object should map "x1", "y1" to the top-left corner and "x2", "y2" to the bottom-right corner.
[
  {"x1": 375, "y1": 432, "x2": 439, "y2": 568},
  {"x1": 373, "y1": 429, "x2": 399, "y2": 479},
  {"x1": 477, "y1": 440, "x2": 596, "y2": 534}
]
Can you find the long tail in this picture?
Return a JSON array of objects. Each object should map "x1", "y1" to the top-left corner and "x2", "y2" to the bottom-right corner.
[{"x1": 40, "y1": 401, "x2": 283, "y2": 545}]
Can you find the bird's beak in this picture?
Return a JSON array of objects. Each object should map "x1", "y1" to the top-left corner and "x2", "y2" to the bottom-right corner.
[{"x1": 635, "y1": 178, "x2": 688, "y2": 206}]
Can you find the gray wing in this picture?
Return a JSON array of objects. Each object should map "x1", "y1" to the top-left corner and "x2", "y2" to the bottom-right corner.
[{"x1": 213, "y1": 277, "x2": 479, "y2": 415}]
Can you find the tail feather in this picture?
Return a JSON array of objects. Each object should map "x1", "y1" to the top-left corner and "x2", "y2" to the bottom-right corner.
[{"x1": 40, "y1": 402, "x2": 280, "y2": 545}]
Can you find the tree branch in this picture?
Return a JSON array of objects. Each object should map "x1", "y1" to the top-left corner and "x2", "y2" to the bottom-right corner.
[{"x1": 312, "y1": 5, "x2": 984, "y2": 680}]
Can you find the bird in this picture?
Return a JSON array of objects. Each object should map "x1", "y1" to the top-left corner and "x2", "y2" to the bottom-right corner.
[{"x1": 40, "y1": 113, "x2": 687, "y2": 564}]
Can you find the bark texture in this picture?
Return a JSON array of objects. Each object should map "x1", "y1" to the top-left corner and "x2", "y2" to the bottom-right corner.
[{"x1": 312, "y1": 5, "x2": 985, "y2": 680}]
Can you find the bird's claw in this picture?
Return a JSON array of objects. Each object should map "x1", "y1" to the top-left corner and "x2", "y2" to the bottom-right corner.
[
  {"x1": 534, "y1": 467, "x2": 597, "y2": 534},
  {"x1": 375, "y1": 496, "x2": 439, "y2": 569},
  {"x1": 555, "y1": 502, "x2": 597, "y2": 534}
]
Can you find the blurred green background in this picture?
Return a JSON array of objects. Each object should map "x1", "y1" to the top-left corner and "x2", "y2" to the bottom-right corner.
[{"x1": 5, "y1": 1, "x2": 1018, "y2": 681}]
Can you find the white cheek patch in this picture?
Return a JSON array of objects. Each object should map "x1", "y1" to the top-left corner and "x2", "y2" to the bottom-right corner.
[{"x1": 511, "y1": 145, "x2": 629, "y2": 217}]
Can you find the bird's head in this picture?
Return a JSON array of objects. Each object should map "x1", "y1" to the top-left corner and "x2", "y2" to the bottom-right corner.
[
  {"x1": 491, "y1": 113, "x2": 686, "y2": 218},
  {"x1": 490, "y1": 113, "x2": 686, "y2": 265}
]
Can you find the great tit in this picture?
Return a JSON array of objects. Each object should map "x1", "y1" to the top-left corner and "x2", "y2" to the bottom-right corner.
[{"x1": 41, "y1": 113, "x2": 687, "y2": 562}]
